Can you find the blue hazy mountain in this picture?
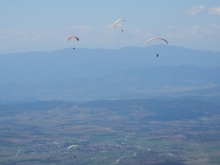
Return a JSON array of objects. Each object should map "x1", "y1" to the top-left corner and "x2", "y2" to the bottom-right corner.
[
  {"x1": 0, "y1": 45, "x2": 220, "y2": 103},
  {"x1": 0, "y1": 45, "x2": 220, "y2": 83}
]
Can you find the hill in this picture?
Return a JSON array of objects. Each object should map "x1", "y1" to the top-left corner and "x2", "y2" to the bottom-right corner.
[
  {"x1": 0, "y1": 45, "x2": 220, "y2": 83},
  {"x1": 0, "y1": 45, "x2": 220, "y2": 103}
]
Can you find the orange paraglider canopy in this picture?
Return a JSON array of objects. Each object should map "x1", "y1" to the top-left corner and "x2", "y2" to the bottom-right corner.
[{"x1": 68, "y1": 36, "x2": 79, "y2": 41}]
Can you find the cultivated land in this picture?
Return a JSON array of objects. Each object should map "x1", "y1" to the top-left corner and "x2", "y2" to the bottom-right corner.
[{"x1": 0, "y1": 99, "x2": 220, "y2": 165}]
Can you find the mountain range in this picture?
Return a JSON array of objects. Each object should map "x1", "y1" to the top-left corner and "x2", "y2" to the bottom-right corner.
[{"x1": 0, "y1": 45, "x2": 220, "y2": 103}]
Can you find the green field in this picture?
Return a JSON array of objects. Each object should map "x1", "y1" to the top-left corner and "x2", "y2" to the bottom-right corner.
[{"x1": 0, "y1": 99, "x2": 220, "y2": 165}]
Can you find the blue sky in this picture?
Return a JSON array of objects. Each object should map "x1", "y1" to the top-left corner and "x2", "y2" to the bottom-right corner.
[{"x1": 0, "y1": 0, "x2": 220, "y2": 54}]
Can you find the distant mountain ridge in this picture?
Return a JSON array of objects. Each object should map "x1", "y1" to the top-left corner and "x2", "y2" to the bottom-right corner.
[
  {"x1": 1, "y1": 45, "x2": 220, "y2": 103},
  {"x1": 0, "y1": 65, "x2": 220, "y2": 103},
  {"x1": 0, "y1": 45, "x2": 220, "y2": 83}
]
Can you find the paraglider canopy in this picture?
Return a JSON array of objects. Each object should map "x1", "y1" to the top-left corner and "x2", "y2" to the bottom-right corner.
[
  {"x1": 113, "y1": 19, "x2": 126, "y2": 27},
  {"x1": 67, "y1": 145, "x2": 80, "y2": 151},
  {"x1": 147, "y1": 38, "x2": 168, "y2": 45},
  {"x1": 68, "y1": 36, "x2": 79, "y2": 41}
]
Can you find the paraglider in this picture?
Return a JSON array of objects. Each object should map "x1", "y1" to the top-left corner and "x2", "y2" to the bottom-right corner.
[
  {"x1": 113, "y1": 19, "x2": 126, "y2": 32},
  {"x1": 68, "y1": 36, "x2": 79, "y2": 49},
  {"x1": 147, "y1": 38, "x2": 168, "y2": 57},
  {"x1": 147, "y1": 38, "x2": 168, "y2": 45}
]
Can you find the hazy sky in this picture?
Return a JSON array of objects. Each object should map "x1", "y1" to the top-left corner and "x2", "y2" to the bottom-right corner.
[{"x1": 0, "y1": 0, "x2": 220, "y2": 54}]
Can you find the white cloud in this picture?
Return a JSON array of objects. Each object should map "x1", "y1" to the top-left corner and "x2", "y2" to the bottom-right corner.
[
  {"x1": 185, "y1": 5, "x2": 220, "y2": 16},
  {"x1": 164, "y1": 24, "x2": 220, "y2": 39},
  {"x1": 1, "y1": 24, "x2": 220, "y2": 53},
  {"x1": 208, "y1": 6, "x2": 220, "y2": 15},
  {"x1": 185, "y1": 5, "x2": 205, "y2": 16}
]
